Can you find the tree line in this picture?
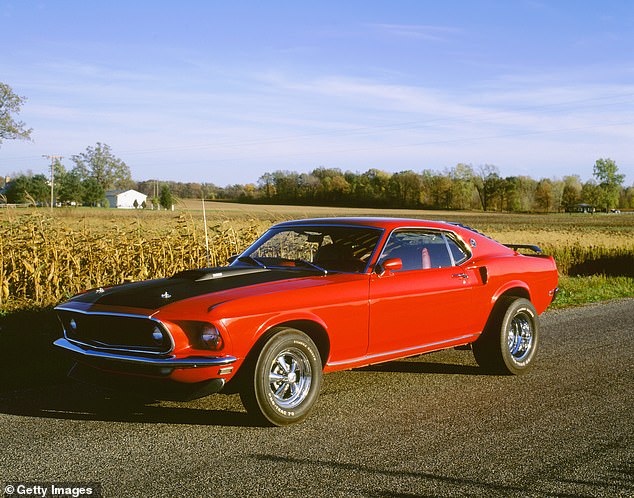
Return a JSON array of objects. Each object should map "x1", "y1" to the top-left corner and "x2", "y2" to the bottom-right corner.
[
  {"x1": 220, "y1": 160, "x2": 631, "y2": 212},
  {"x1": 2, "y1": 151, "x2": 631, "y2": 212}
]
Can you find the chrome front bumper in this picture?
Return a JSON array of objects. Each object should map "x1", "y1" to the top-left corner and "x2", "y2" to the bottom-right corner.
[{"x1": 53, "y1": 338, "x2": 237, "y2": 368}]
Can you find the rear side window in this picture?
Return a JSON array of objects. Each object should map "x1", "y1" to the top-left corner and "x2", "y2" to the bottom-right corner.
[
  {"x1": 446, "y1": 236, "x2": 469, "y2": 265},
  {"x1": 380, "y1": 230, "x2": 459, "y2": 271}
]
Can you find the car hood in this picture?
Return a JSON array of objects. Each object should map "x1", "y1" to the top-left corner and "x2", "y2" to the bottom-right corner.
[{"x1": 63, "y1": 266, "x2": 322, "y2": 311}]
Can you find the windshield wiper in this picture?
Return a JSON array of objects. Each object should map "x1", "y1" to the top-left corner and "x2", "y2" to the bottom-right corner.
[
  {"x1": 237, "y1": 256, "x2": 267, "y2": 268},
  {"x1": 293, "y1": 259, "x2": 328, "y2": 275}
]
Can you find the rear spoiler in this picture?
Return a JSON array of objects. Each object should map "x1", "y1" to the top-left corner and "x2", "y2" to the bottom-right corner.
[{"x1": 504, "y1": 244, "x2": 543, "y2": 254}]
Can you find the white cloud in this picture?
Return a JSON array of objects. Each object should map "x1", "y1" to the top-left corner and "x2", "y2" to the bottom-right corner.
[{"x1": 2, "y1": 55, "x2": 633, "y2": 186}]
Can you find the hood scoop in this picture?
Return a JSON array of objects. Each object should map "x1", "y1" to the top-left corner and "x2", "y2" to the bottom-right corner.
[
  {"x1": 196, "y1": 267, "x2": 268, "y2": 282},
  {"x1": 170, "y1": 266, "x2": 267, "y2": 282}
]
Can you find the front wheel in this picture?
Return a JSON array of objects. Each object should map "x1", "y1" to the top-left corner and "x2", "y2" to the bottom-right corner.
[
  {"x1": 240, "y1": 328, "x2": 322, "y2": 426},
  {"x1": 472, "y1": 297, "x2": 539, "y2": 375}
]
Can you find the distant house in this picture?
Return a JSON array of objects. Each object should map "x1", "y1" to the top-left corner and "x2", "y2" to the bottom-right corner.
[
  {"x1": 568, "y1": 203, "x2": 595, "y2": 213},
  {"x1": 105, "y1": 189, "x2": 147, "y2": 209}
]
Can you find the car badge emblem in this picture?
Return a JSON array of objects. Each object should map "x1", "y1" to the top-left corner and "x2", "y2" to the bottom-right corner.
[
  {"x1": 470, "y1": 238, "x2": 477, "y2": 248},
  {"x1": 95, "y1": 287, "x2": 105, "y2": 294},
  {"x1": 161, "y1": 291, "x2": 172, "y2": 299}
]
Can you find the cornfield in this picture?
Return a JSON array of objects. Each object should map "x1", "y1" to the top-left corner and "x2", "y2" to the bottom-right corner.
[
  {"x1": 1, "y1": 212, "x2": 262, "y2": 310},
  {"x1": 1, "y1": 207, "x2": 632, "y2": 311}
]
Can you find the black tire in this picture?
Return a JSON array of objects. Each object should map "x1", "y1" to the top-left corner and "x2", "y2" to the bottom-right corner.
[
  {"x1": 472, "y1": 297, "x2": 539, "y2": 375},
  {"x1": 239, "y1": 328, "x2": 322, "y2": 426}
]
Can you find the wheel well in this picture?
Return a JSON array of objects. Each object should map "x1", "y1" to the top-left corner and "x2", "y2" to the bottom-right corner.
[
  {"x1": 223, "y1": 320, "x2": 330, "y2": 394},
  {"x1": 273, "y1": 320, "x2": 330, "y2": 368},
  {"x1": 498, "y1": 286, "x2": 530, "y2": 303}
]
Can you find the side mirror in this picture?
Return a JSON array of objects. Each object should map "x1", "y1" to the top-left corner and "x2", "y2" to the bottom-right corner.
[{"x1": 376, "y1": 258, "x2": 402, "y2": 276}]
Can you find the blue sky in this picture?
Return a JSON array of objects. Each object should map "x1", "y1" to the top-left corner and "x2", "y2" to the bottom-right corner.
[{"x1": 1, "y1": 0, "x2": 633, "y2": 186}]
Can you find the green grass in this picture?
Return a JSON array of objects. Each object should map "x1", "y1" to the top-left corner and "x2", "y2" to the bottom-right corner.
[{"x1": 551, "y1": 275, "x2": 634, "y2": 309}]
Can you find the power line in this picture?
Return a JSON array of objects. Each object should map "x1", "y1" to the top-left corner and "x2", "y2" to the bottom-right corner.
[{"x1": 42, "y1": 154, "x2": 63, "y2": 209}]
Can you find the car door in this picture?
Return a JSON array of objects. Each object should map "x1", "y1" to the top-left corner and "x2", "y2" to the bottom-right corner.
[{"x1": 368, "y1": 229, "x2": 477, "y2": 355}]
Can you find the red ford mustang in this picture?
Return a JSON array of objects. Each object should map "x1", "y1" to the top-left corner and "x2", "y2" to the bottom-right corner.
[{"x1": 54, "y1": 218, "x2": 558, "y2": 425}]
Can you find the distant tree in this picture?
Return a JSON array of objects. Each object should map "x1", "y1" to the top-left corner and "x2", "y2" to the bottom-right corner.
[
  {"x1": 29, "y1": 174, "x2": 50, "y2": 204},
  {"x1": 28, "y1": 177, "x2": 46, "y2": 205},
  {"x1": 561, "y1": 175, "x2": 582, "y2": 211},
  {"x1": 159, "y1": 185, "x2": 173, "y2": 210},
  {"x1": 473, "y1": 165, "x2": 502, "y2": 211},
  {"x1": 389, "y1": 170, "x2": 421, "y2": 208},
  {"x1": 620, "y1": 185, "x2": 634, "y2": 209},
  {"x1": 200, "y1": 183, "x2": 219, "y2": 200},
  {"x1": 499, "y1": 177, "x2": 521, "y2": 212},
  {"x1": 422, "y1": 170, "x2": 452, "y2": 208},
  {"x1": 581, "y1": 180, "x2": 600, "y2": 207},
  {"x1": 223, "y1": 184, "x2": 244, "y2": 198},
  {"x1": 71, "y1": 143, "x2": 134, "y2": 191},
  {"x1": 449, "y1": 164, "x2": 475, "y2": 210},
  {"x1": 298, "y1": 173, "x2": 320, "y2": 201},
  {"x1": 516, "y1": 176, "x2": 537, "y2": 212},
  {"x1": 363, "y1": 169, "x2": 391, "y2": 206},
  {"x1": 549, "y1": 179, "x2": 565, "y2": 212},
  {"x1": 319, "y1": 173, "x2": 350, "y2": 203},
  {"x1": 265, "y1": 170, "x2": 298, "y2": 202},
  {"x1": 593, "y1": 158, "x2": 625, "y2": 211},
  {"x1": 5, "y1": 175, "x2": 31, "y2": 203},
  {"x1": 141, "y1": 200, "x2": 147, "y2": 209},
  {"x1": 258, "y1": 172, "x2": 275, "y2": 199},
  {"x1": 5, "y1": 174, "x2": 48, "y2": 204},
  {"x1": 133, "y1": 198, "x2": 139, "y2": 209},
  {"x1": 535, "y1": 178, "x2": 554, "y2": 212},
  {"x1": 82, "y1": 177, "x2": 106, "y2": 206},
  {"x1": 57, "y1": 170, "x2": 84, "y2": 205},
  {"x1": 0, "y1": 82, "x2": 32, "y2": 146}
]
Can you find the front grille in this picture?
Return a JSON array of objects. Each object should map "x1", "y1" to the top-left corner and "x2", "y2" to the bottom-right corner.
[{"x1": 57, "y1": 310, "x2": 173, "y2": 354}]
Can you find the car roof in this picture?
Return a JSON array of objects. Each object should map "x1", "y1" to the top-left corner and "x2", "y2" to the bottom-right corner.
[{"x1": 272, "y1": 217, "x2": 459, "y2": 232}]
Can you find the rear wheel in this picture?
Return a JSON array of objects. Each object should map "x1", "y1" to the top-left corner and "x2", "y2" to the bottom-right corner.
[
  {"x1": 472, "y1": 297, "x2": 539, "y2": 375},
  {"x1": 240, "y1": 328, "x2": 322, "y2": 426}
]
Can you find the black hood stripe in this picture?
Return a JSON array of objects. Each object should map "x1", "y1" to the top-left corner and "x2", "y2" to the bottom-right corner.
[{"x1": 68, "y1": 266, "x2": 319, "y2": 310}]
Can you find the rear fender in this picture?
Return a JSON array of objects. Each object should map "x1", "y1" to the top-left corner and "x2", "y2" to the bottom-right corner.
[{"x1": 490, "y1": 280, "x2": 531, "y2": 308}]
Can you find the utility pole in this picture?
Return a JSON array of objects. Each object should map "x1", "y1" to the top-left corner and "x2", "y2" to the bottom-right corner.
[{"x1": 42, "y1": 154, "x2": 63, "y2": 210}]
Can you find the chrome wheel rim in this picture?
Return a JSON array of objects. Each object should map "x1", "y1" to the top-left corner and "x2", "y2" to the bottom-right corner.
[
  {"x1": 268, "y1": 347, "x2": 312, "y2": 409},
  {"x1": 507, "y1": 312, "x2": 533, "y2": 362}
]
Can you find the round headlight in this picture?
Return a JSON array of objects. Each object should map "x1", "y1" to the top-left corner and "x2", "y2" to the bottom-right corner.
[{"x1": 201, "y1": 324, "x2": 223, "y2": 350}]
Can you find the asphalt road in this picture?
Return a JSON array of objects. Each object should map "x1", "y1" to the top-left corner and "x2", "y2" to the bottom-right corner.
[{"x1": 0, "y1": 299, "x2": 632, "y2": 497}]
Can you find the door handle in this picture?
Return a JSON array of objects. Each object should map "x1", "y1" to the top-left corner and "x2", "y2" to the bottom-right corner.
[{"x1": 452, "y1": 273, "x2": 468, "y2": 279}]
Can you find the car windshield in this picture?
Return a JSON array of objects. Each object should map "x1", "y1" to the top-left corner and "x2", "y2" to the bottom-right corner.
[{"x1": 239, "y1": 225, "x2": 383, "y2": 273}]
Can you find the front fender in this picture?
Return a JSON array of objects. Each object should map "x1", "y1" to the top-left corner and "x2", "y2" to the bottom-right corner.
[{"x1": 253, "y1": 311, "x2": 329, "y2": 345}]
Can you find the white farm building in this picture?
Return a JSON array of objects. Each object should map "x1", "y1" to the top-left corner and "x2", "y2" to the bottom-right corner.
[{"x1": 105, "y1": 189, "x2": 147, "y2": 209}]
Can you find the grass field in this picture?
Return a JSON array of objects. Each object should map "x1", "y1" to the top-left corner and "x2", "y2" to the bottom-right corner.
[{"x1": 1, "y1": 201, "x2": 632, "y2": 311}]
